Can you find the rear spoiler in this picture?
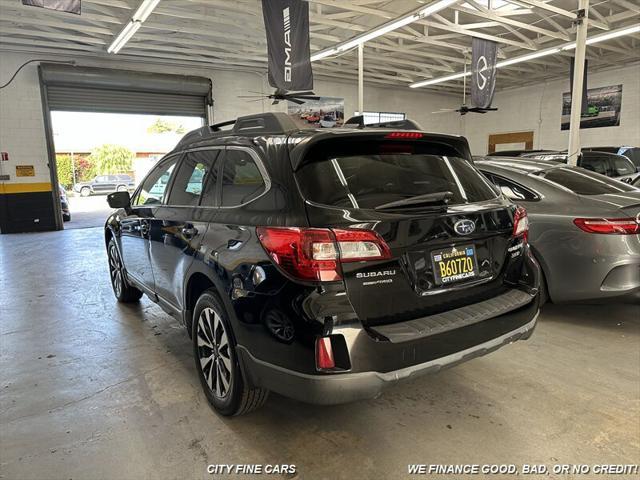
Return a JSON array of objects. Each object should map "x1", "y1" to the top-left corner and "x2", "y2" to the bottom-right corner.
[
  {"x1": 289, "y1": 130, "x2": 473, "y2": 171},
  {"x1": 343, "y1": 115, "x2": 423, "y2": 130}
]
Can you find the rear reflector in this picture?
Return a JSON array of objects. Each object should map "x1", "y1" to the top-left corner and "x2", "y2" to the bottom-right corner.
[
  {"x1": 256, "y1": 227, "x2": 391, "y2": 282},
  {"x1": 512, "y1": 206, "x2": 529, "y2": 242},
  {"x1": 315, "y1": 337, "x2": 335, "y2": 370},
  {"x1": 384, "y1": 131, "x2": 423, "y2": 139},
  {"x1": 573, "y1": 217, "x2": 639, "y2": 235}
]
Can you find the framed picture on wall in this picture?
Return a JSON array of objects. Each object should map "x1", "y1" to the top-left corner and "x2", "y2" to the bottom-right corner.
[{"x1": 561, "y1": 84, "x2": 622, "y2": 130}]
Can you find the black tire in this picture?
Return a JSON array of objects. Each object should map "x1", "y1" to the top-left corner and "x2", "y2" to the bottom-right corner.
[
  {"x1": 80, "y1": 187, "x2": 91, "y2": 197},
  {"x1": 63, "y1": 214, "x2": 71, "y2": 222},
  {"x1": 107, "y1": 238, "x2": 143, "y2": 303},
  {"x1": 192, "y1": 289, "x2": 269, "y2": 416}
]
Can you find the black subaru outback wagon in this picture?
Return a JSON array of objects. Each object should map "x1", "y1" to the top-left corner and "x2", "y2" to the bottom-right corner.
[{"x1": 105, "y1": 113, "x2": 540, "y2": 416}]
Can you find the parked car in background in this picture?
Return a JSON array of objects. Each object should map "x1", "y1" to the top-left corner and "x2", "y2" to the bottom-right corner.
[
  {"x1": 477, "y1": 157, "x2": 640, "y2": 304},
  {"x1": 59, "y1": 185, "x2": 71, "y2": 222},
  {"x1": 74, "y1": 174, "x2": 135, "y2": 197},
  {"x1": 319, "y1": 114, "x2": 337, "y2": 128},
  {"x1": 583, "y1": 146, "x2": 640, "y2": 172},
  {"x1": 104, "y1": 112, "x2": 540, "y2": 416},
  {"x1": 520, "y1": 151, "x2": 637, "y2": 183}
]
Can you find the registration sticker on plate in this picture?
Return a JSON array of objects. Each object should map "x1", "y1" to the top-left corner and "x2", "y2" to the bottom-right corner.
[{"x1": 431, "y1": 245, "x2": 478, "y2": 285}]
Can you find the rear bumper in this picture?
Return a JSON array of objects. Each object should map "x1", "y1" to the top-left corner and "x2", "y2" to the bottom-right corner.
[{"x1": 237, "y1": 308, "x2": 539, "y2": 405}]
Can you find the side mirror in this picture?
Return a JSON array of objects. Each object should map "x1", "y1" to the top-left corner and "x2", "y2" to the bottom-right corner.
[{"x1": 107, "y1": 191, "x2": 131, "y2": 209}]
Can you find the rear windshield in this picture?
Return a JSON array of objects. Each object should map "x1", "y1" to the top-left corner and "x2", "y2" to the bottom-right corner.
[
  {"x1": 296, "y1": 140, "x2": 497, "y2": 209},
  {"x1": 537, "y1": 167, "x2": 636, "y2": 195}
]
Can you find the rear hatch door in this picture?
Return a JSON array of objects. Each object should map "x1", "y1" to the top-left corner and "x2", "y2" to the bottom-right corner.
[{"x1": 294, "y1": 133, "x2": 529, "y2": 326}]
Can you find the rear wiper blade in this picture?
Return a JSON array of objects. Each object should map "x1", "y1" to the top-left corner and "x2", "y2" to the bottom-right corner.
[{"x1": 374, "y1": 191, "x2": 453, "y2": 210}]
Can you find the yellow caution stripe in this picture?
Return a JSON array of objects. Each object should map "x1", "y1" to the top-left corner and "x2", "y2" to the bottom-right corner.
[{"x1": 0, "y1": 182, "x2": 52, "y2": 194}]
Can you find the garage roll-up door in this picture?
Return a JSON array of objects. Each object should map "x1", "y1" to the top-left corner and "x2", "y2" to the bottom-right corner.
[{"x1": 40, "y1": 64, "x2": 212, "y2": 117}]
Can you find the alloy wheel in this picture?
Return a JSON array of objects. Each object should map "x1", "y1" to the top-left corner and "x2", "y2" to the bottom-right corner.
[
  {"x1": 196, "y1": 307, "x2": 232, "y2": 399},
  {"x1": 108, "y1": 244, "x2": 123, "y2": 298}
]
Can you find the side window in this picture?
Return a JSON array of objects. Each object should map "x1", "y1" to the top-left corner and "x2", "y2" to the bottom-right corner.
[
  {"x1": 580, "y1": 157, "x2": 607, "y2": 175},
  {"x1": 220, "y1": 149, "x2": 266, "y2": 207},
  {"x1": 96, "y1": 175, "x2": 107, "y2": 183},
  {"x1": 484, "y1": 172, "x2": 539, "y2": 201},
  {"x1": 133, "y1": 157, "x2": 179, "y2": 206},
  {"x1": 611, "y1": 157, "x2": 635, "y2": 176},
  {"x1": 167, "y1": 150, "x2": 220, "y2": 206}
]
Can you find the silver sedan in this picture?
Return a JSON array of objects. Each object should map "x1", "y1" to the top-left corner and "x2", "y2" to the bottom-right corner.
[{"x1": 476, "y1": 157, "x2": 640, "y2": 303}]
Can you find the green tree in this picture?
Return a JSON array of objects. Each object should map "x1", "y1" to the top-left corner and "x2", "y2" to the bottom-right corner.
[
  {"x1": 148, "y1": 118, "x2": 186, "y2": 134},
  {"x1": 88, "y1": 144, "x2": 134, "y2": 175},
  {"x1": 56, "y1": 154, "x2": 74, "y2": 189}
]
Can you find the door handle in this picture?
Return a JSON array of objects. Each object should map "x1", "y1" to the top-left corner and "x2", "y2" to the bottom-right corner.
[{"x1": 182, "y1": 226, "x2": 198, "y2": 238}]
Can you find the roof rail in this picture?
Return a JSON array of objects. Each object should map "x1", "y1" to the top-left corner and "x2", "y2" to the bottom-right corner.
[
  {"x1": 210, "y1": 112, "x2": 299, "y2": 134},
  {"x1": 343, "y1": 116, "x2": 423, "y2": 130}
]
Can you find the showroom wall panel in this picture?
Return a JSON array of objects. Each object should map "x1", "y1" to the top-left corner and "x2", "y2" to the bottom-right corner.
[{"x1": 463, "y1": 64, "x2": 640, "y2": 155}]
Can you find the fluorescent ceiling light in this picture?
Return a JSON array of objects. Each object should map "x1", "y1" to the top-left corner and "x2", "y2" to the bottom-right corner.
[
  {"x1": 411, "y1": 71, "x2": 470, "y2": 87},
  {"x1": 496, "y1": 47, "x2": 561, "y2": 68},
  {"x1": 107, "y1": 21, "x2": 141, "y2": 54},
  {"x1": 133, "y1": 0, "x2": 162, "y2": 23},
  {"x1": 107, "y1": 0, "x2": 161, "y2": 54},
  {"x1": 410, "y1": 24, "x2": 640, "y2": 88},
  {"x1": 310, "y1": 0, "x2": 459, "y2": 62}
]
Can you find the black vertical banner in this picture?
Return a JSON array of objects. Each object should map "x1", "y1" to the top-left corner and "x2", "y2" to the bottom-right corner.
[
  {"x1": 262, "y1": 0, "x2": 313, "y2": 91},
  {"x1": 471, "y1": 38, "x2": 498, "y2": 109},
  {"x1": 570, "y1": 57, "x2": 589, "y2": 115}
]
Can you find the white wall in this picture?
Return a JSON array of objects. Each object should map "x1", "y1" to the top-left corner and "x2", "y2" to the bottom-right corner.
[
  {"x1": 0, "y1": 50, "x2": 461, "y2": 189},
  {"x1": 463, "y1": 64, "x2": 640, "y2": 155}
]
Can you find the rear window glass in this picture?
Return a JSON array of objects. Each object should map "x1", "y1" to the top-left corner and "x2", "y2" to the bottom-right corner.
[
  {"x1": 538, "y1": 167, "x2": 635, "y2": 195},
  {"x1": 296, "y1": 140, "x2": 497, "y2": 209}
]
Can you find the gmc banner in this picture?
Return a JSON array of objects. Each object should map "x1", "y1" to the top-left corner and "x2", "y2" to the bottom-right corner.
[
  {"x1": 471, "y1": 38, "x2": 498, "y2": 109},
  {"x1": 262, "y1": 0, "x2": 313, "y2": 91},
  {"x1": 22, "y1": 0, "x2": 81, "y2": 15}
]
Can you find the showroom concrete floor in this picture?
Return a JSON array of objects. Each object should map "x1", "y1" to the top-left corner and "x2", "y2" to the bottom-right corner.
[{"x1": 1, "y1": 228, "x2": 638, "y2": 480}]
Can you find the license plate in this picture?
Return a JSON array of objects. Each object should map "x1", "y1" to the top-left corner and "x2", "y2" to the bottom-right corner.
[{"x1": 431, "y1": 245, "x2": 478, "y2": 285}]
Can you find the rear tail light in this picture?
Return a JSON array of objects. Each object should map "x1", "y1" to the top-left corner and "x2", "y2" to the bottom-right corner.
[
  {"x1": 512, "y1": 206, "x2": 529, "y2": 242},
  {"x1": 256, "y1": 227, "x2": 391, "y2": 282},
  {"x1": 573, "y1": 217, "x2": 639, "y2": 235},
  {"x1": 315, "y1": 337, "x2": 335, "y2": 370}
]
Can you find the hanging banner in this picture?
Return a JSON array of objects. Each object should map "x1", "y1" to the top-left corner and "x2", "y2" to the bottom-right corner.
[
  {"x1": 22, "y1": 0, "x2": 81, "y2": 15},
  {"x1": 570, "y1": 57, "x2": 589, "y2": 115},
  {"x1": 471, "y1": 38, "x2": 498, "y2": 109},
  {"x1": 261, "y1": 0, "x2": 313, "y2": 91}
]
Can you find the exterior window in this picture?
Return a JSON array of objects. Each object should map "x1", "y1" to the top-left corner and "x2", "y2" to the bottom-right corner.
[
  {"x1": 133, "y1": 157, "x2": 178, "y2": 206},
  {"x1": 297, "y1": 140, "x2": 496, "y2": 209},
  {"x1": 483, "y1": 173, "x2": 539, "y2": 201},
  {"x1": 167, "y1": 150, "x2": 220, "y2": 206},
  {"x1": 220, "y1": 150, "x2": 266, "y2": 207},
  {"x1": 538, "y1": 168, "x2": 635, "y2": 195}
]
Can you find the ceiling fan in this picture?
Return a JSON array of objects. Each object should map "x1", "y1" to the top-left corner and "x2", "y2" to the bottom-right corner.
[
  {"x1": 238, "y1": 88, "x2": 321, "y2": 105},
  {"x1": 432, "y1": 57, "x2": 498, "y2": 116}
]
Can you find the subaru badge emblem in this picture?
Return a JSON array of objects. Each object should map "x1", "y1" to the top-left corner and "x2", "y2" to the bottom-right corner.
[{"x1": 454, "y1": 219, "x2": 476, "y2": 236}]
